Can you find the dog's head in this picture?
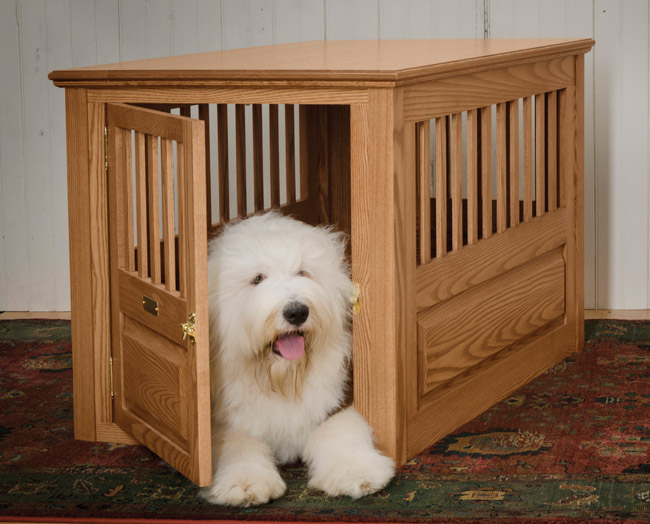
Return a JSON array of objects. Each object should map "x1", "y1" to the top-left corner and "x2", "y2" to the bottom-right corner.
[{"x1": 207, "y1": 212, "x2": 352, "y2": 398}]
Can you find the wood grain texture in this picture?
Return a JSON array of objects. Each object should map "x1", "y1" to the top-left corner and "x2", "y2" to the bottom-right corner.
[
  {"x1": 416, "y1": 208, "x2": 567, "y2": 310},
  {"x1": 351, "y1": 88, "x2": 414, "y2": 465},
  {"x1": 134, "y1": 132, "x2": 148, "y2": 279},
  {"x1": 160, "y1": 138, "x2": 176, "y2": 291},
  {"x1": 418, "y1": 248, "x2": 565, "y2": 395},
  {"x1": 327, "y1": 106, "x2": 352, "y2": 236},
  {"x1": 466, "y1": 109, "x2": 478, "y2": 245},
  {"x1": 147, "y1": 135, "x2": 161, "y2": 285},
  {"x1": 198, "y1": 104, "x2": 212, "y2": 225},
  {"x1": 403, "y1": 55, "x2": 576, "y2": 122},
  {"x1": 107, "y1": 103, "x2": 211, "y2": 486},
  {"x1": 523, "y1": 96, "x2": 533, "y2": 222},
  {"x1": 408, "y1": 320, "x2": 576, "y2": 457},
  {"x1": 535, "y1": 93, "x2": 546, "y2": 216},
  {"x1": 496, "y1": 102, "x2": 507, "y2": 233},
  {"x1": 451, "y1": 113, "x2": 463, "y2": 251},
  {"x1": 574, "y1": 54, "x2": 585, "y2": 349},
  {"x1": 547, "y1": 90, "x2": 558, "y2": 211},
  {"x1": 64, "y1": 88, "x2": 96, "y2": 441},
  {"x1": 508, "y1": 99, "x2": 520, "y2": 226},
  {"x1": 50, "y1": 39, "x2": 594, "y2": 86},
  {"x1": 435, "y1": 117, "x2": 447, "y2": 257},
  {"x1": 417, "y1": 120, "x2": 431, "y2": 262},
  {"x1": 480, "y1": 106, "x2": 492, "y2": 239}
]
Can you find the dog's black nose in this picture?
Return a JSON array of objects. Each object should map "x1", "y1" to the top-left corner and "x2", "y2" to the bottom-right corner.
[{"x1": 283, "y1": 302, "x2": 309, "y2": 326}]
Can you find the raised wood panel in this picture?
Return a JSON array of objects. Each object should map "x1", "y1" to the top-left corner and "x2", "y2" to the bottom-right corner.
[
  {"x1": 403, "y1": 55, "x2": 576, "y2": 121},
  {"x1": 122, "y1": 316, "x2": 188, "y2": 450},
  {"x1": 408, "y1": 321, "x2": 576, "y2": 458},
  {"x1": 416, "y1": 208, "x2": 567, "y2": 310},
  {"x1": 418, "y1": 248, "x2": 565, "y2": 396}
]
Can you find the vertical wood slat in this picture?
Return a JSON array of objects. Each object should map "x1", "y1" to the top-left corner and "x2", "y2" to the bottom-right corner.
[
  {"x1": 269, "y1": 104, "x2": 280, "y2": 207},
  {"x1": 252, "y1": 105, "x2": 264, "y2": 212},
  {"x1": 435, "y1": 116, "x2": 447, "y2": 257},
  {"x1": 146, "y1": 135, "x2": 161, "y2": 284},
  {"x1": 535, "y1": 93, "x2": 546, "y2": 217},
  {"x1": 299, "y1": 105, "x2": 309, "y2": 202},
  {"x1": 451, "y1": 112, "x2": 463, "y2": 251},
  {"x1": 177, "y1": 142, "x2": 186, "y2": 297},
  {"x1": 198, "y1": 104, "x2": 212, "y2": 225},
  {"x1": 217, "y1": 104, "x2": 229, "y2": 222},
  {"x1": 480, "y1": 106, "x2": 492, "y2": 239},
  {"x1": 523, "y1": 96, "x2": 533, "y2": 222},
  {"x1": 235, "y1": 104, "x2": 247, "y2": 217},
  {"x1": 547, "y1": 91, "x2": 558, "y2": 211},
  {"x1": 496, "y1": 103, "x2": 507, "y2": 233},
  {"x1": 134, "y1": 131, "x2": 148, "y2": 278},
  {"x1": 467, "y1": 109, "x2": 478, "y2": 245},
  {"x1": 122, "y1": 129, "x2": 135, "y2": 272},
  {"x1": 285, "y1": 105, "x2": 296, "y2": 204},
  {"x1": 417, "y1": 121, "x2": 431, "y2": 264},
  {"x1": 160, "y1": 138, "x2": 176, "y2": 292},
  {"x1": 508, "y1": 100, "x2": 520, "y2": 227},
  {"x1": 180, "y1": 106, "x2": 191, "y2": 118}
]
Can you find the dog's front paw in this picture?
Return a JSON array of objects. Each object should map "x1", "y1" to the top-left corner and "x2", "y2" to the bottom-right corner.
[
  {"x1": 308, "y1": 449, "x2": 394, "y2": 498},
  {"x1": 200, "y1": 466, "x2": 286, "y2": 507}
]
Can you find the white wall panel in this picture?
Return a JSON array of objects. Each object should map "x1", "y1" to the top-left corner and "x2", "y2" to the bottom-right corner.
[
  {"x1": 0, "y1": 0, "x2": 29, "y2": 311},
  {"x1": 0, "y1": 0, "x2": 648, "y2": 310},
  {"x1": 46, "y1": 0, "x2": 72, "y2": 311},
  {"x1": 20, "y1": 0, "x2": 55, "y2": 311}
]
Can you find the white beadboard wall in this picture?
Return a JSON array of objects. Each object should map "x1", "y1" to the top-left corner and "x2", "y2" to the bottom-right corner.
[{"x1": 0, "y1": 0, "x2": 648, "y2": 311}]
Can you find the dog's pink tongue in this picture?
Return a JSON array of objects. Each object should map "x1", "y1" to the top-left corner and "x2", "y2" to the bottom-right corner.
[{"x1": 275, "y1": 333, "x2": 305, "y2": 360}]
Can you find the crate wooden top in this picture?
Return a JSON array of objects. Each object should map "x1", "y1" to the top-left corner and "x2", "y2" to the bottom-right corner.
[{"x1": 49, "y1": 39, "x2": 594, "y2": 87}]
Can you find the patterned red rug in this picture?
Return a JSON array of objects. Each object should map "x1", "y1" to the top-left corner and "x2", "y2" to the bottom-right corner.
[{"x1": 0, "y1": 319, "x2": 649, "y2": 523}]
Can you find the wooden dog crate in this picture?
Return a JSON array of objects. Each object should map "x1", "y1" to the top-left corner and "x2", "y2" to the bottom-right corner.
[{"x1": 50, "y1": 39, "x2": 594, "y2": 487}]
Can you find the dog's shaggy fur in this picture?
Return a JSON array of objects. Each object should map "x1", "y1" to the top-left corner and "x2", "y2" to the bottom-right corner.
[{"x1": 200, "y1": 212, "x2": 394, "y2": 507}]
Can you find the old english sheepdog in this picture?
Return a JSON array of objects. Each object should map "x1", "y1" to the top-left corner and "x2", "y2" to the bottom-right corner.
[{"x1": 199, "y1": 212, "x2": 394, "y2": 507}]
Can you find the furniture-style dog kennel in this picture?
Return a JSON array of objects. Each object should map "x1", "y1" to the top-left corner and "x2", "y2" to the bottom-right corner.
[{"x1": 50, "y1": 39, "x2": 594, "y2": 487}]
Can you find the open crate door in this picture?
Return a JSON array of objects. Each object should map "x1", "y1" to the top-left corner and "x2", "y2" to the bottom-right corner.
[{"x1": 106, "y1": 103, "x2": 211, "y2": 486}]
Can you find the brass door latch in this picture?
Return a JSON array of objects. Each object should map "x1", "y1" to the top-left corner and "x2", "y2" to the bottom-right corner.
[{"x1": 181, "y1": 313, "x2": 197, "y2": 344}]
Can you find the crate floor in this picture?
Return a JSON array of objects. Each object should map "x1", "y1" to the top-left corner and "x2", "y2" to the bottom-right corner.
[{"x1": 0, "y1": 319, "x2": 649, "y2": 523}]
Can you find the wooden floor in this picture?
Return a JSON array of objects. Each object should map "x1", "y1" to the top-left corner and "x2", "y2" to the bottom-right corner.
[{"x1": 0, "y1": 310, "x2": 648, "y2": 320}]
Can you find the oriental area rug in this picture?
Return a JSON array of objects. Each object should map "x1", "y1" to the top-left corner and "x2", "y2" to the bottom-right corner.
[{"x1": 0, "y1": 319, "x2": 649, "y2": 523}]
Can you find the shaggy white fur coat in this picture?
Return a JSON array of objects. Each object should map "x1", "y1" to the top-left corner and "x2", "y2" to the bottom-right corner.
[{"x1": 199, "y1": 212, "x2": 394, "y2": 507}]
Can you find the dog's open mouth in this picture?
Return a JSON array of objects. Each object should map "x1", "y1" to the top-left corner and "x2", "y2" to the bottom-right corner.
[{"x1": 271, "y1": 331, "x2": 305, "y2": 360}]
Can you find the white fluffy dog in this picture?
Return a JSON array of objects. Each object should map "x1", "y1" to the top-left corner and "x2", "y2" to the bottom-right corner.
[{"x1": 199, "y1": 212, "x2": 394, "y2": 507}]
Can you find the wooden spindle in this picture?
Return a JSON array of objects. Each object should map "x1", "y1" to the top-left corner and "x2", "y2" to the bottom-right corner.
[
  {"x1": 134, "y1": 131, "x2": 148, "y2": 278},
  {"x1": 180, "y1": 105, "x2": 191, "y2": 118},
  {"x1": 299, "y1": 105, "x2": 309, "y2": 201},
  {"x1": 418, "y1": 120, "x2": 431, "y2": 263},
  {"x1": 160, "y1": 138, "x2": 176, "y2": 292},
  {"x1": 467, "y1": 109, "x2": 478, "y2": 245},
  {"x1": 285, "y1": 105, "x2": 296, "y2": 204},
  {"x1": 523, "y1": 96, "x2": 533, "y2": 222},
  {"x1": 451, "y1": 112, "x2": 463, "y2": 250},
  {"x1": 435, "y1": 116, "x2": 447, "y2": 258},
  {"x1": 535, "y1": 93, "x2": 546, "y2": 217},
  {"x1": 558, "y1": 88, "x2": 573, "y2": 208},
  {"x1": 235, "y1": 104, "x2": 247, "y2": 217},
  {"x1": 480, "y1": 106, "x2": 492, "y2": 239},
  {"x1": 508, "y1": 100, "x2": 520, "y2": 227},
  {"x1": 496, "y1": 103, "x2": 507, "y2": 233},
  {"x1": 198, "y1": 104, "x2": 212, "y2": 225},
  {"x1": 547, "y1": 91, "x2": 558, "y2": 211},
  {"x1": 217, "y1": 104, "x2": 229, "y2": 222},
  {"x1": 252, "y1": 105, "x2": 264, "y2": 212},
  {"x1": 269, "y1": 104, "x2": 280, "y2": 207},
  {"x1": 177, "y1": 142, "x2": 187, "y2": 297},
  {"x1": 146, "y1": 135, "x2": 161, "y2": 285},
  {"x1": 122, "y1": 129, "x2": 135, "y2": 272}
]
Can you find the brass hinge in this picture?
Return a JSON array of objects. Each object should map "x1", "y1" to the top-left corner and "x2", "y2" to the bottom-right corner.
[
  {"x1": 109, "y1": 355, "x2": 114, "y2": 400},
  {"x1": 104, "y1": 126, "x2": 108, "y2": 172},
  {"x1": 350, "y1": 283, "x2": 361, "y2": 315}
]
